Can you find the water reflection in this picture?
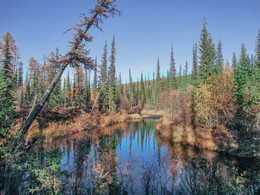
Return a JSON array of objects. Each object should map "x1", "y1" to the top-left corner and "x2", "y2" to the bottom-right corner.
[{"x1": 1, "y1": 119, "x2": 259, "y2": 194}]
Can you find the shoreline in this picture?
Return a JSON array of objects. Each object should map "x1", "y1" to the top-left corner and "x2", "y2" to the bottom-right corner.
[{"x1": 141, "y1": 109, "x2": 260, "y2": 159}]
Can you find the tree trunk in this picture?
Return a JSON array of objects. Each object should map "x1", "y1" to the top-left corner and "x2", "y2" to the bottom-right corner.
[
  {"x1": 13, "y1": 63, "x2": 68, "y2": 146},
  {"x1": 12, "y1": 0, "x2": 119, "y2": 149}
]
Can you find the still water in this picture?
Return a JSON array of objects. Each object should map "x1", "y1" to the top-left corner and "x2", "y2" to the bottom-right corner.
[{"x1": 5, "y1": 119, "x2": 260, "y2": 194}]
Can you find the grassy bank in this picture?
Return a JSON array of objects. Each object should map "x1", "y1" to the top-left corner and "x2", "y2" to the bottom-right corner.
[
  {"x1": 143, "y1": 108, "x2": 260, "y2": 158},
  {"x1": 13, "y1": 107, "x2": 130, "y2": 144}
]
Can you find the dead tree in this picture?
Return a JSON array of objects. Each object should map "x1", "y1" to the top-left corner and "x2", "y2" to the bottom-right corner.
[{"x1": 13, "y1": 0, "x2": 120, "y2": 147}]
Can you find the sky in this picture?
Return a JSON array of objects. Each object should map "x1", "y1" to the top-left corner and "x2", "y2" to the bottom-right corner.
[{"x1": 1, "y1": 0, "x2": 260, "y2": 82}]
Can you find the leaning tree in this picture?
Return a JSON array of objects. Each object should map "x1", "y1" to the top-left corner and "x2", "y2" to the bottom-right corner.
[{"x1": 14, "y1": 0, "x2": 120, "y2": 147}]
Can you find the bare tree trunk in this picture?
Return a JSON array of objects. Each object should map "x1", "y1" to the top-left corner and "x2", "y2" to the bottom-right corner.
[
  {"x1": 19, "y1": 64, "x2": 67, "y2": 136},
  {"x1": 12, "y1": 64, "x2": 68, "y2": 147},
  {"x1": 13, "y1": 0, "x2": 119, "y2": 148}
]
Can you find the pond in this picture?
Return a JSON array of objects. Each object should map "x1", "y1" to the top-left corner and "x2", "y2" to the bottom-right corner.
[{"x1": 3, "y1": 118, "x2": 260, "y2": 194}]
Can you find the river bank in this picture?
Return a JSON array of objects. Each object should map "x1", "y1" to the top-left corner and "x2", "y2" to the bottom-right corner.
[
  {"x1": 12, "y1": 107, "x2": 260, "y2": 158},
  {"x1": 13, "y1": 107, "x2": 130, "y2": 144},
  {"x1": 141, "y1": 109, "x2": 260, "y2": 159}
]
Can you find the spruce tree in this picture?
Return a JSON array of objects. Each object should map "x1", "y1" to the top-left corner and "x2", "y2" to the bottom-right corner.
[
  {"x1": 144, "y1": 74, "x2": 150, "y2": 103},
  {"x1": 233, "y1": 43, "x2": 251, "y2": 129},
  {"x1": 232, "y1": 52, "x2": 237, "y2": 69},
  {"x1": 184, "y1": 60, "x2": 189, "y2": 86},
  {"x1": 156, "y1": 57, "x2": 162, "y2": 107},
  {"x1": 99, "y1": 41, "x2": 109, "y2": 112},
  {"x1": 169, "y1": 43, "x2": 177, "y2": 88},
  {"x1": 0, "y1": 67, "x2": 15, "y2": 138},
  {"x1": 116, "y1": 72, "x2": 122, "y2": 106},
  {"x1": 93, "y1": 58, "x2": 98, "y2": 99},
  {"x1": 135, "y1": 78, "x2": 140, "y2": 103},
  {"x1": 28, "y1": 57, "x2": 40, "y2": 103},
  {"x1": 17, "y1": 0, "x2": 120, "y2": 135},
  {"x1": 72, "y1": 74, "x2": 76, "y2": 106},
  {"x1": 166, "y1": 71, "x2": 170, "y2": 90},
  {"x1": 178, "y1": 64, "x2": 182, "y2": 88},
  {"x1": 129, "y1": 69, "x2": 134, "y2": 108},
  {"x1": 84, "y1": 69, "x2": 90, "y2": 109},
  {"x1": 24, "y1": 71, "x2": 30, "y2": 106},
  {"x1": 198, "y1": 18, "x2": 216, "y2": 81},
  {"x1": 192, "y1": 43, "x2": 198, "y2": 81},
  {"x1": 18, "y1": 62, "x2": 24, "y2": 107},
  {"x1": 151, "y1": 72, "x2": 156, "y2": 106},
  {"x1": 18, "y1": 62, "x2": 23, "y2": 86},
  {"x1": 108, "y1": 35, "x2": 117, "y2": 112},
  {"x1": 48, "y1": 49, "x2": 61, "y2": 107},
  {"x1": 1, "y1": 32, "x2": 19, "y2": 80},
  {"x1": 62, "y1": 78, "x2": 66, "y2": 106},
  {"x1": 140, "y1": 72, "x2": 145, "y2": 100},
  {"x1": 184, "y1": 60, "x2": 188, "y2": 76},
  {"x1": 0, "y1": 33, "x2": 17, "y2": 137},
  {"x1": 256, "y1": 29, "x2": 260, "y2": 68},
  {"x1": 66, "y1": 72, "x2": 71, "y2": 107},
  {"x1": 215, "y1": 40, "x2": 224, "y2": 73}
]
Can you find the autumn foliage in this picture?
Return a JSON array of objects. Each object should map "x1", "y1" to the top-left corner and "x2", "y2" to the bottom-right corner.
[{"x1": 194, "y1": 68, "x2": 234, "y2": 129}]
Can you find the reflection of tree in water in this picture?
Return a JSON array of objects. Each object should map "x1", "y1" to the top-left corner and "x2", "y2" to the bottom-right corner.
[
  {"x1": 71, "y1": 139, "x2": 91, "y2": 194},
  {"x1": 167, "y1": 145, "x2": 260, "y2": 194},
  {"x1": 1, "y1": 120, "x2": 259, "y2": 194}
]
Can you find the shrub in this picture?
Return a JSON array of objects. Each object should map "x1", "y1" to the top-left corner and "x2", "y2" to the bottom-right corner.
[{"x1": 194, "y1": 69, "x2": 234, "y2": 129}]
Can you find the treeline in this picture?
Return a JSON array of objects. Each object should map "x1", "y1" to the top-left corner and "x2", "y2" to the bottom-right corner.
[{"x1": 0, "y1": 19, "x2": 259, "y2": 135}]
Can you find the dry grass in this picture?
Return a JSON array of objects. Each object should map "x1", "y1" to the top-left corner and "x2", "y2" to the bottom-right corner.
[
  {"x1": 128, "y1": 113, "x2": 142, "y2": 120},
  {"x1": 23, "y1": 110, "x2": 130, "y2": 144},
  {"x1": 141, "y1": 109, "x2": 167, "y2": 116},
  {"x1": 156, "y1": 116, "x2": 238, "y2": 153}
]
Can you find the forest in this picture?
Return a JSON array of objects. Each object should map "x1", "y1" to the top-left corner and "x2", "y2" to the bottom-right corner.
[{"x1": 0, "y1": 0, "x2": 259, "y2": 194}]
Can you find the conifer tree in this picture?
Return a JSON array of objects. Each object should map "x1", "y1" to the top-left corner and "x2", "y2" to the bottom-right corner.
[
  {"x1": 0, "y1": 67, "x2": 15, "y2": 138},
  {"x1": 256, "y1": 29, "x2": 260, "y2": 68},
  {"x1": 72, "y1": 74, "x2": 76, "y2": 106},
  {"x1": 178, "y1": 64, "x2": 182, "y2": 88},
  {"x1": 63, "y1": 78, "x2": 66, "y2": 106},
  {"x1": 198, "y1": 18, "x2": 216, "y2": 81},
  {"x1": 0, "y1": 33, "x2": 17, "y2": 137},
  {"x1": 0, "y1": 32, "x2": 20, "y2": 80},
  {"x1": 144, "y1": 74, "x2": 150, "y2": 102},
  {"x1": 184, "y1": 60, "x2": 188, "y2": 76},
  {"x1": 129, "y1": 69, "x2": 134, "y2": 108},
  {"x1": 28, "y1": 57, "x2": 40, "y2": 102},
  {"x1": 84, "y1": 69, "x2": 90, "y2": 109},
  {"x1": 216, "y1": 40, "x2": 224, "y2": 73},
  {"x1": 108, "y1": 35, "x2": 117, "y2": 112},
  {"x1": 156, "y1": 57, "x2": 162, "y2": 107},
  {"x1": 184, "y1": 60, "x2": 189, "y2": 86},
  {"x1": 250, "y1": 54, "x2": 254, "y2": 67},
  {"x1": 169, "y1": 43, "x2": 177, "y2": 88},
  {"x1": 74, "y1": 66, "x2": 85, "y2": 106},
  {"x1": 135, "y1": 78, "x2": 139, "y2": 103},
  {"x1": 18, "y1": 0, "x2": 120, "y2": 139},
  {"x1": 192, "y1": 43, "x2": 198, "y2": 80},
  {"x1": 93, "y1": 58, "x2": 98, "y2": 99},
  {"x1": 232, "y1": 52, "x2": 237, "y2": 69},
  {"x1": 48, "y1": 49, "x2": 61, "y2": 107},
  {"x1": 99, "y1": 41, "x2": 109, "y2": 112},
  {"x1": 24, "y1": 71, "x2": 30, "y2": 106},
  {"x1": 233, "y1": 43, "x2": 251, "y2": 129},
  {"x1": 18, "y1": 62, "x2": 23, "y2": 86},
  {"x1": 140, "y1": 72, "x2": 145, "y2": 100},
  {"x1": 166, "y1": 71, "x2": 170, "y2": 90},
  {"x1": 151, "y1": 72, "x2": 156, "y2": 106},
  {"x1": 116, "y1": 72, "x2": 122, "y2": 107},
  {"x1": 66, "y1": 72, "x2": 71, "y2": 107}
]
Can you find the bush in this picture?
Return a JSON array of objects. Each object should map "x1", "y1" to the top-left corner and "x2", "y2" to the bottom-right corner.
[{"x1": 194, "y1": 68, "x2": 234, "y2": 129}]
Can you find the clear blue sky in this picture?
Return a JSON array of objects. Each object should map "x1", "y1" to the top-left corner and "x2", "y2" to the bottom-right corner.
[{"x1": 1, "y1": 0, "x2": 260, "y2": 82}]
